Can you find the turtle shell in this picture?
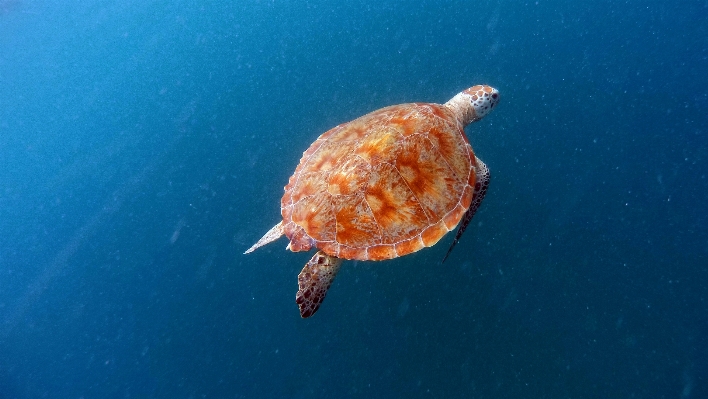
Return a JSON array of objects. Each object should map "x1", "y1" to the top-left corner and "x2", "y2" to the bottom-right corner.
[{"x1": 280, "y1": 102, "x2": 477, "y2": 261}]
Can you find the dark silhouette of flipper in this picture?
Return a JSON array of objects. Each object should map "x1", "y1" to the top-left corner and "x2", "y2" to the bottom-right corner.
[{"x1": 442, "y1": 157, "x2": 490, "y2": 263}]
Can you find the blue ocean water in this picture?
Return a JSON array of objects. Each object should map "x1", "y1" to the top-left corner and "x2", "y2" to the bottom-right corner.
[{"x1": 1, "y1": 0, "x2": 707, "y2": 397}]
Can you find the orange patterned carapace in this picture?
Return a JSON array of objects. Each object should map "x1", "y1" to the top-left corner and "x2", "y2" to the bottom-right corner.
[
  {"x1": 245, "y1": 85, "x2": 500, "y2": 318},
  {"x1": 282, "y1": 102, "x2": 476, "y2": 261}
]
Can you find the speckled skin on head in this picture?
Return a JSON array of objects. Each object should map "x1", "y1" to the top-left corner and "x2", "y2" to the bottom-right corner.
[
  {"x1": 444, "y1": 85, "x2": 500, "y2": 125},
  {"x1": 245, "y1": 85, "x2": 500, "y2": 318}
]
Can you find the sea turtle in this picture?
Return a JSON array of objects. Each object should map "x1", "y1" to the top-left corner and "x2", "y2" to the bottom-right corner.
[{"x1": 245, "y1": 85, "x2": 500, "y2": 318}]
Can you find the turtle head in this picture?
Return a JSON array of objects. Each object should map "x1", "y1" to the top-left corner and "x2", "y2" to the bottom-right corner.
[{"x1": 444, "y1": 85, "x2": 500, "y2": 126}]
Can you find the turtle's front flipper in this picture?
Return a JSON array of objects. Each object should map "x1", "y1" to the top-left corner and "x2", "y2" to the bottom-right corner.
[
  {"x1": 244, "y1": 221, "x2": 283, "y2": 254},
  {"x1": 296, "y1": 251, "x2": 343, "y2": 318},
  {"x1": 442, "y1": 157, "x2": 490, "y2": 263}
]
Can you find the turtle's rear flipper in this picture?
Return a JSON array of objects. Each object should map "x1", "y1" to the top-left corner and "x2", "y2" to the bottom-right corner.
[
  {"x1": 296, "y1": 251, "x2": 343, "y2": 318},
  {"x1": 244, "y1": 221, "x2": 284, "y2": 254},
  {"x1": 442, "y1": 157, "x2": 490, "y2": 263}
]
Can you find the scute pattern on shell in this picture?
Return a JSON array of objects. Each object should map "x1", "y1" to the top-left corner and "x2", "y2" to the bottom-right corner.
[{"x1": 281, "y1": 103, "x2": 477, "y2": 261}]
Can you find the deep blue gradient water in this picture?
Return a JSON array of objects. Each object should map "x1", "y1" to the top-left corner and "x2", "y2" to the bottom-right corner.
[{"x1": 1, "y1": 1, "x2": 707, "y2": 398}]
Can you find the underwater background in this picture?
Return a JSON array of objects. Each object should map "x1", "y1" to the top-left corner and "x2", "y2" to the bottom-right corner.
[{"x1": 1, "y1": 0, "x2": 707, "y2": 397}]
